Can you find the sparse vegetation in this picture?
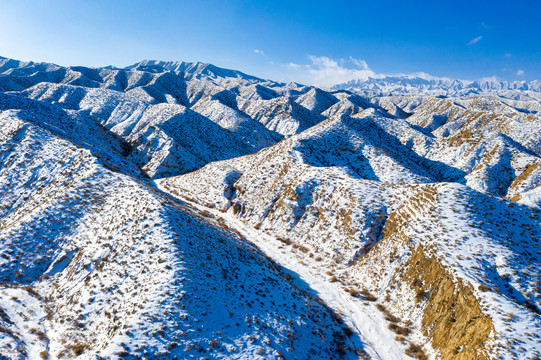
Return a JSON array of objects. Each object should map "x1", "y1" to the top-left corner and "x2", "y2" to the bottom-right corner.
[
  {"x1": 0, "y1": 54, "x2": 539, "y2": 360},
  {"x1": 405, "y1": 343, "x2": 428, "y2": 360}
]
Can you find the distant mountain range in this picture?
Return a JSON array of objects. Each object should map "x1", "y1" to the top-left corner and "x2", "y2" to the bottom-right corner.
[
  {"x1": 0, "y1": 55, "x2": 539, "y2": 360},
  {"x1": 333, "y1": 75, "x2": 541, "y2": 97}
]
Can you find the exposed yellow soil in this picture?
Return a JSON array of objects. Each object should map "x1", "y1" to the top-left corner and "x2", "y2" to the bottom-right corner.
[
  {"x1": 356, "y1": 186, "x2": 494, "y2": 359},
  {"x1": 404, "y1": 245, "x2": 493, "y2": 360}
]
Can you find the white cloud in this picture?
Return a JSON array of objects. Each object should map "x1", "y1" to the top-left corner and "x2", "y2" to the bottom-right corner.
[
  {"x1": 285, "y1": 55, "x2": 377, "y2": 87},
  {"x1": 253, "y1": 49, "x2": 266, "y2": 57},
  {"x1": 278, "y1": 55, "x2": 485, "y2": 87},
  {"x1": 286, "y1": 62, "x2": 302, "y2": 69},
  {"x1": 348, "y1": 56, "x2": 369, "y2": 70},
  {"x1": 281, "y1": 55, "x2": 454, "y2": 87},
  {"x1": 478, "y1": 75, "x2": 499, "y2": 82},
  {"x1": 467, "y1": 36, "x2": 483, "y2": 46},
  {"x1": 516, "y1": 69, "x2": 525, "y2": 76}
]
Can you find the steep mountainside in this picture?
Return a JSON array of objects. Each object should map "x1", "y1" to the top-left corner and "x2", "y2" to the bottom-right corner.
[
  {"x1": 0, "y1": 56, "x2": 540, "y2": 360},
  {"x1": 0, "y1": 93, "x2": 365, "y2": 360}
]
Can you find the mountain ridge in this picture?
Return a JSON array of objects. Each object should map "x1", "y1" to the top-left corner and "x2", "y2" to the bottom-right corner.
[
  {"x1": 0, "y1": 55, "x2": 539, "y2": 359},
  {"x1": 333, "y1": 75, "x2": 541, "y2": 97}
]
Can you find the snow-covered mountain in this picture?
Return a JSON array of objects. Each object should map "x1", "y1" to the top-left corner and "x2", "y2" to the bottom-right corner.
[
  {"x1": 0, "y1": 56, "x2": 540, "y2": 360},
  {"x1": 334, "y1": 75, "x2": 541, "y2": 99}
]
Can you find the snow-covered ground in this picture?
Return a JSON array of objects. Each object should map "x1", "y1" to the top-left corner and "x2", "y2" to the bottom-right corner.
[
  {"x1": 0, "y1": 55, "x2": 540, "y2": 359},
  {"x1": 165, "y1": 193, "x2": 420, "y2": 360}
]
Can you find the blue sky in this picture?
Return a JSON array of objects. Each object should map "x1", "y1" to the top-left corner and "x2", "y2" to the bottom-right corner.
[{"x1": 0, "y1": 0, "x2": 539, "y2": 86}]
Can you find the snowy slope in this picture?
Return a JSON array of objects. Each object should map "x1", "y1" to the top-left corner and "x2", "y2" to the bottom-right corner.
[
  {"x1": 159, "y1": 129, "x2": 541, "y2": 360},
  {"x1": 0, "y1": 55, "x2": 540, "y2": 360},
  {"x1": 0, "y1": 108, "x2": 365, "y2": 360}
]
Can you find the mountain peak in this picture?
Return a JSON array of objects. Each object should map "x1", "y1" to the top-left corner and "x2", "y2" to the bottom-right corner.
[{"x1": 126, "y1": 59, "x2": 263, "y2": 81}]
